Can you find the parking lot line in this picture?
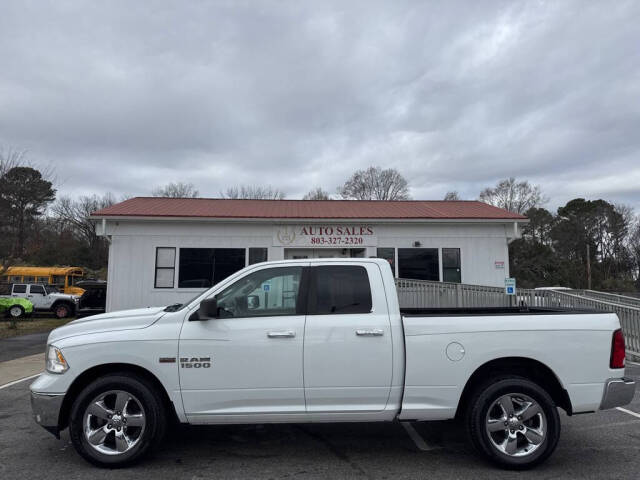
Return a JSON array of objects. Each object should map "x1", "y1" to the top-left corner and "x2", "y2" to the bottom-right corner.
[
  {"x1": 0, "y1": 373, "x2": 40, "y2": 390},
  {"x1": 616, "y1": 407, "x2": 640, "y2": 419},
  {"x1": 401, "y1": 421, "x2": 438, "y2": 451}
]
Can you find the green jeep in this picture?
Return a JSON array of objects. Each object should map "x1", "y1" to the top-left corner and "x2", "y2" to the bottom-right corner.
[{"x1": 0, "y1": 297, "x2": 34, "y2": 318}]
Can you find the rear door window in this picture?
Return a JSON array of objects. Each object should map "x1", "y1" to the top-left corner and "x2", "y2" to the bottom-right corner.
[
  {"x1": 309, "y1": 266, "x2": 372, "y2": 314},
  {"x1": 30, "y1": 285, "x2": 46, "y2": 295},
  {"x1": 12, "y1": 284, "x2": 27, "y2": 294}
]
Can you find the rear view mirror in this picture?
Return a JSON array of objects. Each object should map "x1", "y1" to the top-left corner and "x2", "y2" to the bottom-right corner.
[{"x1": 197, "y1": 297, "x2": 219, "y2": 320}]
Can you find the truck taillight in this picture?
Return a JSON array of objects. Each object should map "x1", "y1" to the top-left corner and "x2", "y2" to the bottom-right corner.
[{"x1": 610, "y1": 329, "x2": 626, "y2": 369}]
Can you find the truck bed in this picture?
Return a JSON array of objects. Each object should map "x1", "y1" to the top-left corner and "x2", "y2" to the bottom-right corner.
[{"x1": 400, "y1": 306, "x2": 604, "y2": 316}]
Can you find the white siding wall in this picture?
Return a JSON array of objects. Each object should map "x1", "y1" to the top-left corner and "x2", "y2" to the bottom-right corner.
[{"x1": 104, "y1": 220, "x2": 515, "y2": 312}]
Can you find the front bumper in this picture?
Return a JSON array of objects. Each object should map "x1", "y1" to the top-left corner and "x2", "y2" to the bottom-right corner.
[
  {"x1": 30, "y1": 391, "x2": 65, "y2": 438},
  {"x1": 600, "y1": 377, "x2": 636, "y2": 410}
]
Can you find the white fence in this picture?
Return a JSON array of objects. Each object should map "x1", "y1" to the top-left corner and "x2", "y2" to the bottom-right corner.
[{"x1": 395, "y1": 278, "x2": 640, "y2": 359}]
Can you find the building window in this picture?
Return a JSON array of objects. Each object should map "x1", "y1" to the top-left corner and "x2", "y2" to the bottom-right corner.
[
  {"x1": 310, "y1": 266, "x2": 372, "y2": 314},
  {"x1": 178, "y1": 248, "x2": 245, "y2": 288},
  {"x1": 155, "y1": 247, "x2": 176, "y2": 288},
  {"x1": 398, "y1": 248, "x2": 439, "y2": 281},
  {"x1": 442, "y1": 248, "x2": 461, "y2": 283},
  {"x1": 248, "y1": 248, "x2": 268, "y2": 265},
  {"x1": 376, "y1": 248, "x2": 395, "y2": 275},
  {"x1": 216, "y1": 266, "x2": 302, "y2": 317}
]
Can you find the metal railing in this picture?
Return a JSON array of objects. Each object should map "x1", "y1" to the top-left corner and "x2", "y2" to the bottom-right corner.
[
  {"x1": 582, "y1": 290, "x2": 640, "y2": 308},
  {"x1": 395, "y1": 278, "x2": 640, "y2": 358}
]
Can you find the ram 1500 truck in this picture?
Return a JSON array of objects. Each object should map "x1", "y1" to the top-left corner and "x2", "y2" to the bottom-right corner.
[{"x1": 30, "y1": 259, "x2": 635, "y2": 469}]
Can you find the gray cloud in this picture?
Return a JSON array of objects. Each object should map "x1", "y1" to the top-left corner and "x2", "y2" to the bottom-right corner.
[{"x1": 1, "y1": 0, "x2": 638, "y2": 211}]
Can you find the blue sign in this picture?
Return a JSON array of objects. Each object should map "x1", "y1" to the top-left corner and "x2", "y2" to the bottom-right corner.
[
  {"x1": 505, "y1": 278, "x2": 516, "y2": 296},
  {"x1": 263, "y1": 284, "x2": 270, "y2": 292}
]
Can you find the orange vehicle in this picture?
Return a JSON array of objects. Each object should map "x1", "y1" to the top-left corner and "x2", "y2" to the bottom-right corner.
[{"x1": 0, "y1": 266, "x2": 85, "y2": 295}]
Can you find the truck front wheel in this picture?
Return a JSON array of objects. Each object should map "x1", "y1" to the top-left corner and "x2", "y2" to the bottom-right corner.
[
  {"x1": 466, "y1": 376, "x2": 561, "y2": 470},
  {"x1": 69, "y1": 373, "x2": 166, "y2": 467}
]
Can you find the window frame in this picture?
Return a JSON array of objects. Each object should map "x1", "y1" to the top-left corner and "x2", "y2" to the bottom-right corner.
[
  {"x1": 306, "y1": 265, "x2": 373, "y2": 315},
  {"x1": 177, "y1": 247, "x2": 246, "y2": 289},
  {"x1": 398, "y1": 247, "x2": 440, "y2": 281},
  {"x1": 30, "y1": 284, "x2": 46, "y2": 295},
  {"x1": 154, "y1": 247, "x2": 176, "y2": 289},
  {"x1": 248, "y1": 247, "x2": 268, "y2": 265}
]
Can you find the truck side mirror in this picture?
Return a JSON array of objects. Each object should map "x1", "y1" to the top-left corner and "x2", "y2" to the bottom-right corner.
[{"x1": 196, "y1": 297, "x2": 219, "y2": 320}]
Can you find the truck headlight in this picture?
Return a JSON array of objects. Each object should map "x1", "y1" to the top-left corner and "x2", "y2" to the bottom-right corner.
[{"x1": 46, "y1": 345, "x2": 69, "y2": 374}]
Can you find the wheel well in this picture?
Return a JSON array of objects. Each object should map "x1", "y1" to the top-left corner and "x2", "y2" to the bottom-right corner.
[
  {"x1": 58, "y1": 363, "x2": 178, "y2": 431},
  {"x1": 455, "y1": 357, "x2": 573, "y2": 419},
  {"x1": 52, "y1": 300, "x2": 73, "y2": 309}
]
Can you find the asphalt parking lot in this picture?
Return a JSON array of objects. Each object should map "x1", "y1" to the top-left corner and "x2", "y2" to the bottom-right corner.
[{"x1": 0, "y1": 364, "x2": 638, "y2": 480}]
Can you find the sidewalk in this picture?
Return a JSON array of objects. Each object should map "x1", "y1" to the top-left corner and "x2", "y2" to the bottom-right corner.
[{"x1": 0, "y1": 353, "x2": 43, "y2": 386}]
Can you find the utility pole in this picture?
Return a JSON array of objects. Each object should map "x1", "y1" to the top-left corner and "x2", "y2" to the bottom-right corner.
[{"x1": 586, "y1": 243, "x2": 592, "y2": 290}]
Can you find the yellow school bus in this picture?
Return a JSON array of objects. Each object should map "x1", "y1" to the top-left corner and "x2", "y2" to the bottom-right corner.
[{"x1": 0, "y1": 266, "x2": 85, "y2": 295}]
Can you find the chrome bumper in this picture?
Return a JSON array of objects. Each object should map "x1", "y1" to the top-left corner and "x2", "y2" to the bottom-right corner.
[
  {"x1": 600, "y1": 377, "x2": 636, "y2": 410},
  {"x1": 30, "y1": 391, "x2": 65, "y2": 438}
]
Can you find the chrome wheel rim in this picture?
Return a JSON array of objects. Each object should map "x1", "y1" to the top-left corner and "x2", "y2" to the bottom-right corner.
[
  {"x1": 83, "y1": 390, "x2": 146, "y2": 455},
  {"x1": 485, "y1": 393, "x2": 546, "y2": 457},
  {"x1": 9, "y1": 306, "x2": 22, "y2": 317}
]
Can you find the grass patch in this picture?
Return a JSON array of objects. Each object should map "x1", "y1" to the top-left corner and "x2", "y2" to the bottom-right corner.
[{"x1": 0, "y1": 317, "x2": 74, "y2": 339}]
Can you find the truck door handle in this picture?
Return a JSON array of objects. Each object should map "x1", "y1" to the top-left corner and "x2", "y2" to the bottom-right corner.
[
  {"x1": 267, "y1": 331, "x2": 296, "y2": 338},
  {"x1": 356, "y1": 329, "x2": 384, "y2": 336}
]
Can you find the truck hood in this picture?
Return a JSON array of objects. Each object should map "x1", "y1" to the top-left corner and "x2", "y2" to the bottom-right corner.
[{"x1": 48, "y1": 306, "x2": 167, "y2": 344}]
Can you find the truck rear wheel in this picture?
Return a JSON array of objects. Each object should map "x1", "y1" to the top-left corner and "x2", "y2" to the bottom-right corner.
[
  {"x1": 466, "y1": 376, "x2": 560, "y2": 470},
  {"x1": 69, "y1": 373, "x2": 166, "y2": 467}
]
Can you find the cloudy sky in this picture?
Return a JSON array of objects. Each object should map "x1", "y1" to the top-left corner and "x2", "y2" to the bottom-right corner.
[{"x1": 1, "y1": 0, "x2": 639, "y2": 210}]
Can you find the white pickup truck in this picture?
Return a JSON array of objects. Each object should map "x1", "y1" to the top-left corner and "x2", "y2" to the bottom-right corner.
[{"x1": 30, "y1": 259, "x2": 635, "y2": 469}]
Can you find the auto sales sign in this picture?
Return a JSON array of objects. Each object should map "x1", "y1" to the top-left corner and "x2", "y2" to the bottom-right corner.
[{"x1": 273, "y1": 225, "x2": 378, "y2": 247}]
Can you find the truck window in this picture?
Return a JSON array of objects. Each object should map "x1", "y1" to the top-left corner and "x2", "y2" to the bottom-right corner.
[
  {"x1": 12, "y1": 284, "x2": 27, "y2": 294},
  {"x1": 30, "y1": 285, "x2": 46, "y2": 295},
  {"x1": 215, "y1": 266, "x2": 303, "y2": 318},
  {"x1": 310, "y1": 266, "x2": 372, "y2": 315}
]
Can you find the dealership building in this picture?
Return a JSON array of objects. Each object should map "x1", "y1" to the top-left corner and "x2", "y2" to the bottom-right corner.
[{"x1": 92, "y1": 197, "x2": 527, "y2": 312}]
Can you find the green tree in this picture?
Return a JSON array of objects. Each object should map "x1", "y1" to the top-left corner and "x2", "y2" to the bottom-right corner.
[{"x1": 0, "y1": 167, "x2": 56, "y2": 257}]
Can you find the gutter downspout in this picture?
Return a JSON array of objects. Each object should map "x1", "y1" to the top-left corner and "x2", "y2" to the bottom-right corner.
[{"x1": 97, "y1": 218, "x2": 112, "y2": 244}]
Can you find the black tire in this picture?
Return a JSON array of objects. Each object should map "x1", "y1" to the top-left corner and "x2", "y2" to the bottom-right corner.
[
  {"x1": 53, "y1": 302, "x2": 72, "y2": 319},
  {"x1": 466, "y1": 376, "x2": 561, "y2": 470},
  {"x1": 69, "y1": 373, "x2": 166, "y2": 468},
  {"x1": 7, "y1": 305, "x2": 24, "y2": 318}
]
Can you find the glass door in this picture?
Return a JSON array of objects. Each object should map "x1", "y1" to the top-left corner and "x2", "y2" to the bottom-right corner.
[{"x1": 442, "y1": 248, "x2": 461, "y2": 283}]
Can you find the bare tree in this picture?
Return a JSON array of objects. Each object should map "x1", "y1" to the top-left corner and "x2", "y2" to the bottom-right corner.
[
  {"x1": 303, "y1": 187, "x2": 330, "y2": 200},
  {"x1": 443, "y1": 191, "x2": 460, "y2": 201},
  {"x1": 0, "y1": 146, "x2": 27, "y2": 178},
  {"x1": 151, "y1": 182, "x2": 199, "y2": 198},
  {"x1": 222, "y1": 185, "x2": 286, "y2": 200},
  {"x1": 338, "y1": 166, "x2": 410, "y2": 200},
  {"x1": 51, "y1": 193, "x2": 117, "y2": 248},
  {"x1": 479, "y1": 177, "x2": 546, "y2": 214}
]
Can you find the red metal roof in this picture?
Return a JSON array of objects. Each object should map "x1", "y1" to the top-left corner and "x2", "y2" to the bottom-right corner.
[{"x1": 92, "y1": 197, "x2": 526, "y2": 221}]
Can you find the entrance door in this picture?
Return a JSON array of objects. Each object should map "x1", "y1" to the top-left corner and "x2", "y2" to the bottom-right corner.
[
  {"x1": 303, "y1": 263, "x2": 393, "y2": 413},
  {"x1": 179, "y1": 264, "x2": 309, "y2": 419}
]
